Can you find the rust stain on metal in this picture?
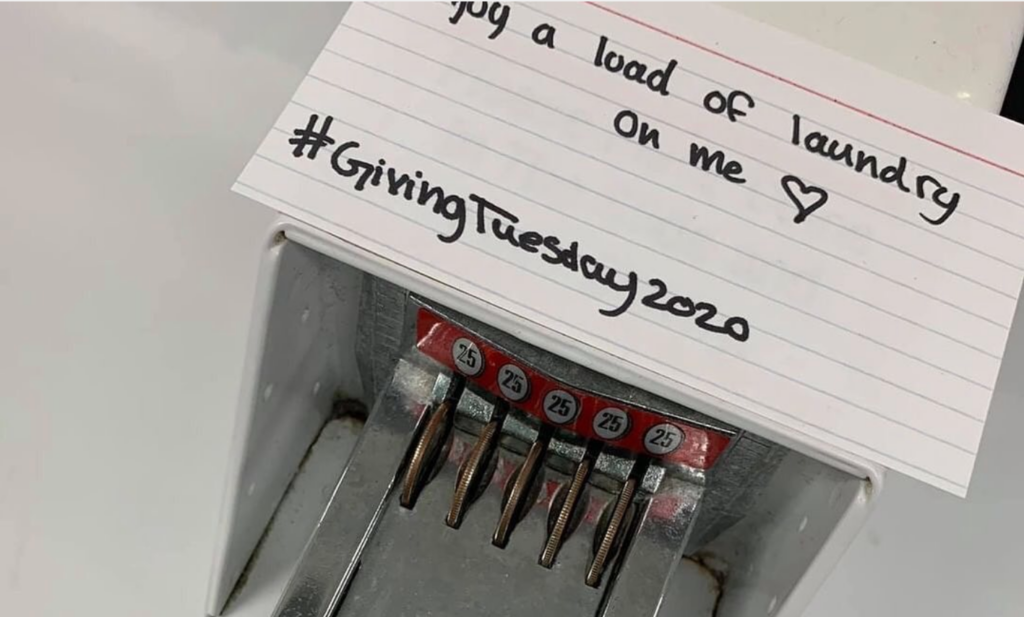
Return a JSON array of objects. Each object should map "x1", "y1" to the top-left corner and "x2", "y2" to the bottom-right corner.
[{"x1": 688, "y1": 551, "x2": 728, "y2": 617}]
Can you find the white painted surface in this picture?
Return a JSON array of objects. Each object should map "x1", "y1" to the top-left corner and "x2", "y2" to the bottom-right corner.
[{"x1": 0, "y1": 3, "x2": 1022, "y2": 616}]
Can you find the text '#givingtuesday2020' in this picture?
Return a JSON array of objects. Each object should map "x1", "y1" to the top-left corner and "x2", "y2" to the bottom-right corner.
[{"x1": 285, "y1": 114, "x2": 751, "y2": 343}]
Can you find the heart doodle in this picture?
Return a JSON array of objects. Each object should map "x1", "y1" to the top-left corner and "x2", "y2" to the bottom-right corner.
[{"x1": 780, "y1": 175, "x2": 829, "y2": 224}]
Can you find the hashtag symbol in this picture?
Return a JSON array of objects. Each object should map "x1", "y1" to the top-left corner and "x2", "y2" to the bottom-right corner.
[{"x1": 288, "y1": 113, "x2": 335, "y2": 160}]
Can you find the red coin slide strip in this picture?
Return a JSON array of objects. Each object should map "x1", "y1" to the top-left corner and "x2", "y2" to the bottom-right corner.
[{"x1": 415, "y1": 308, "x2": 731, "y2": 470}]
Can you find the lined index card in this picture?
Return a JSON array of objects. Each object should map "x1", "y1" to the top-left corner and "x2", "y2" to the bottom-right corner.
[{"x1": 234, "y1": 2, "x2": 1024, "y2": 496}]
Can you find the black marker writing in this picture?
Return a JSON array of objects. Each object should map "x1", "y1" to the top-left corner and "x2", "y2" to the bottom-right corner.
[
  {"x1": 331, "y1": 142, "x2": 466, "y2": 243},
  {"x1": 473, "y1": 196, "x2": 640, "y2": 316},
  {"x1": 791, "y1": 114, "x2": 960, "y2": 224},
  {"x1": 288, "y1": 114, "x2": 335, "y2": 159},
  {"x1": 444, "y1": 13, "x2": 967, "y2": 229},
  {"x1": 780, "y1": 174, "x2": 829, "y2": 224},
  {"x1": 689, "y1": 143, "x2": 746, "y2": 183},
  {"x1": 614, "y1": 110, "x2": 661, "y2": 150},
  {"x1": 593, "y1": 35, "x2": 677, "y2": 97},
  {"x1": 314, "y1": 133, "x2": 749, "y2": 342},
  {"x1": 642, "y1": 278, "x2": 749, "y2": 341},
  {"x1": 702, "y1": 89, "x2": 755, "y2": 123},
  {"x1": 531, "y1": 22, "x2": 556, "y2": 48},
  {"x1": 448, "y1": 1, "x2": 510, "y2": 40}
]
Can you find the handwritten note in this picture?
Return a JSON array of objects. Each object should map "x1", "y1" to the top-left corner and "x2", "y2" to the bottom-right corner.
[{"x1": 233, "y1": 2, "x2": 1024, "y2": 496}]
